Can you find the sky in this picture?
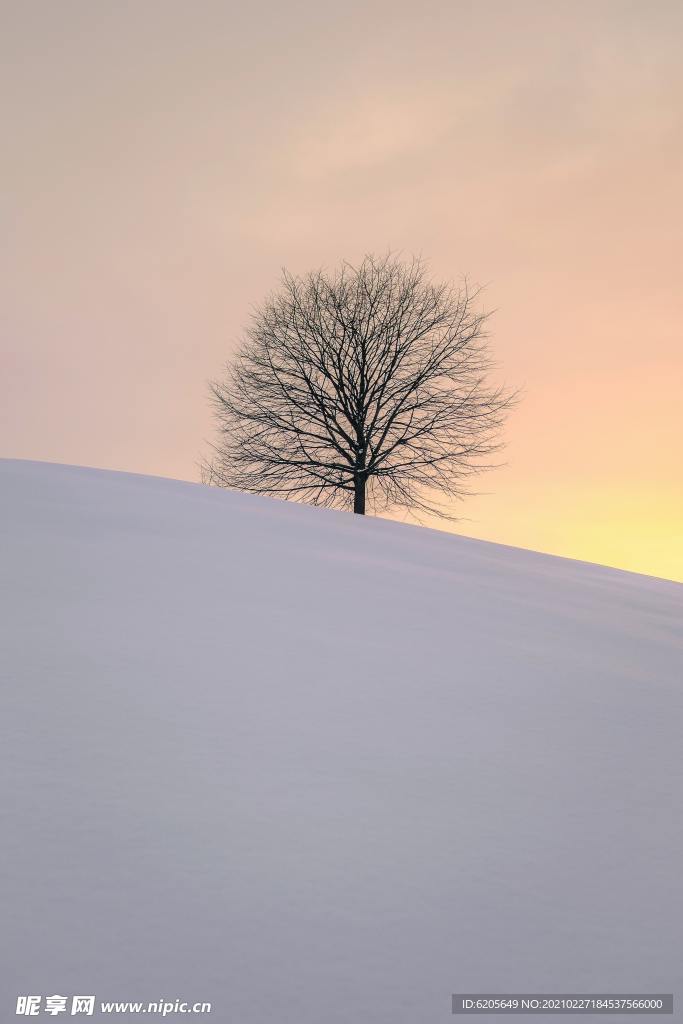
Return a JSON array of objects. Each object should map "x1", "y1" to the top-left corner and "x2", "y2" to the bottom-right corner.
[{"x1": 2, "y1": 0, "x2": 681, "y2": 581}]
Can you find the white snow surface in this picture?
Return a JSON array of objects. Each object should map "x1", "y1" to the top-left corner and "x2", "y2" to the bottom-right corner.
[{"x1": 1, "y1": 459, "x2": 681, "y2": 1022}]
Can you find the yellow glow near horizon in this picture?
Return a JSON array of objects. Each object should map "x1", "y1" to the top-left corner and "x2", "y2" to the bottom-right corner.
[{"x1": 445, "y1": 488, "x2": 683, "y2": 583}]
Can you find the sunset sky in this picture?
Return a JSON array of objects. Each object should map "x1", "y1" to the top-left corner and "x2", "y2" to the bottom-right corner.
[{"x1": 2, "y1": 0, "x2": 681, "y2": 581}]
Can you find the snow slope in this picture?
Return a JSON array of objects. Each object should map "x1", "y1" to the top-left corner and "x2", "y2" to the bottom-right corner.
[{"x1": 1, "y1": 459, "x2": 681, "y2": 1022}]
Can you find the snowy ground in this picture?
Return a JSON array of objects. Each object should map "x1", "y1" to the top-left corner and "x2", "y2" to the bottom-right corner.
[{"x1": 1, "y1": 459, "x2": 681, "y2": 1022}]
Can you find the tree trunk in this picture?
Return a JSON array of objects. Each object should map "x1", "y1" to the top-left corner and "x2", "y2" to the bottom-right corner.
[{"x1": 353, "y1": 475, "x2": 366, "y2": 515}]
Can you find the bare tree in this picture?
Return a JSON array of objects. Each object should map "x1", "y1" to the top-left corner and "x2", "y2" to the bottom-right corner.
[{"x1": 205, "y1": 254, "x2": 514, "y2": 518}]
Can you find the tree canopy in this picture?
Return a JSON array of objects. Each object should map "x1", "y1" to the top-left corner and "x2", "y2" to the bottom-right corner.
[{"x1": 205, "y1": 254, "x2": 513, "y2": 517}]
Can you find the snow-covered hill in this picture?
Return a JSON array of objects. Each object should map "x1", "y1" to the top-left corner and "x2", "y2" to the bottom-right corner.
[{"x1": 1, "y1": 460, "x2": 681, "y2": 1022}]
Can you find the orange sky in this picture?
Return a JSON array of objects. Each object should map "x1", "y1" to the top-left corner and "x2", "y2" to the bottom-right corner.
[{"x1": 2, "y1": 1, "x2": 681, "y2": 581}]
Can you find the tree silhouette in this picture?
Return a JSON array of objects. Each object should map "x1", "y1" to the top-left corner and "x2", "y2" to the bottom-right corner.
[{"x1": 205, "y1": 254, "x2": 513, "y2": 517}]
